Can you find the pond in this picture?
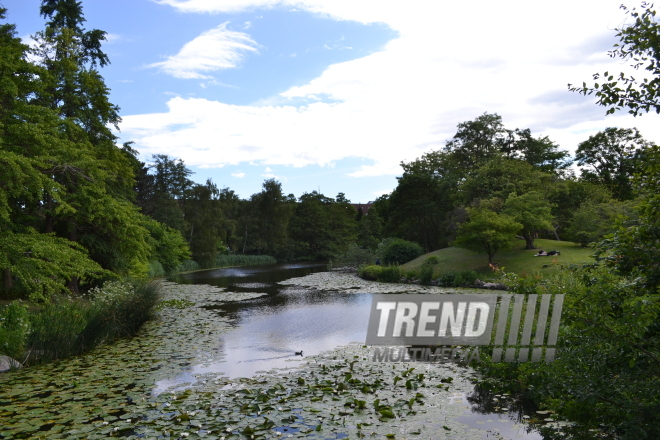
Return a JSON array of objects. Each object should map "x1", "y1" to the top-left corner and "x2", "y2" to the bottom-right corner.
[
  {"x1": 167, "y1": 263, "x2": 547, "y2": 439},
  {"x1": 0, "y1": 263, "x2": 564, "y2": 439}
]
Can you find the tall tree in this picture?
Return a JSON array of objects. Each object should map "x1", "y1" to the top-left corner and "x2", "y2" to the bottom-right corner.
[
  {"x1": 575, "y1": 127, "x2": 650, "y2": 201},
  {"x1": 502, "y1": 191, "x2": 554, "y2": 250},
  {"x1": 500, "y1": 128, "x2": 572, "y2": 174},
  {"x1": 183, "y1": 180, "x2": 224, "y2": 267},
  {"x1": 453, "y1": 208, "x2": 521, "y2": 264},
  {"x1": 386, "y1": 172, "x2": 450, "y2": 251},
  {"x1": 250, "y1": 179, "x2": 292, "y2": 257},
  {"x1": 444, "y1": 112, "x2": 507, "y2": 171}
]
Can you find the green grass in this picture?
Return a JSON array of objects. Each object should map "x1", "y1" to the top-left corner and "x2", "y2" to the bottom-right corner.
[{"x1": 401, "y1": 239, "x2": 595, "y2": 280}]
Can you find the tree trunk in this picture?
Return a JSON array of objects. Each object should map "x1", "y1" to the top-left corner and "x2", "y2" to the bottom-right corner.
[
  {"x1": 67, "y1": 220, "x2": 79, "y2": 294},
  {"x1": 553, "y1": 227, "x2": 561, "y2": 241},
  {"x1": 3, "y1": 267, "x2": 12, "y2": 295},
  {"x1": 44, "y1": 193, "x2": 54, "y2": 233},
  {"x1": 524, "y1": 232, "x2": 535, "y2": 249}
]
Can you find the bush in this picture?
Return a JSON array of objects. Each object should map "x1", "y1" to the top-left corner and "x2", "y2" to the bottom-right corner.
[
  {"x1": 358, "y1": 265, "x2": 382, "y2": 281},
  {"x1": 176, "y1": 260, "x2": 201, "y2": 273},
  {"x1": 419, "y1": 256, "x2": 439, "y2": 285},
  {"x1": 24, "y1": 280, "x2": 161, "y2": 365},
  {"x1": 377, "y1": 266, "x2": 401, "y2": 283},
  {"x1": 438, "y1": 272, "x2": 456, "y2": 287},
  {"x1": 454, "y1": 270, "x2": 478, "y2": 286},
  {"x1": 331, "y1": 244, "x2": 376, "y2": 268},
  {"x1": 358, "y1": 264, "x2": 401, "y2": 283},
  {"x1": 213, "y1": 254, "x2": 276, "y2": 268},
  {"x1": 378, "y1": 238, "x2": 423, "y2": 265},
  {"x1": 148, "y1": 260, "x2": 166, "y2": 278},
  {"x1": 0, "y1": 301, "x2": 30, "y2": 360}
]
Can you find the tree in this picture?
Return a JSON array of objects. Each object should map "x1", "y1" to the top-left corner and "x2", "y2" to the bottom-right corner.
[
  {"x1": 386, "y1": 172, "x2": 450, "y2": 251},
  {"x1": 444, "y1": 113, "x2": 507, "y2": 171},
  {"x1": 453, "y1": 208, "x2": 521, "y2": 264},
  {"x1": 149, "y1": 154, "x2": 193, "y2": 233},
  {"x1": 251, "y1": 179, "x2": 292, "y2": 257},
  {"x1": 569, "y1": 3, "x2": 660, "y2": 115},
  {"x1": 502, "y1": 191, "x2": 554, "y2": 250},
  {"x1": 287, "y1": 191, "x2": 356, "y2": 260},
  {"x1": 575, "y1": 127, "x2": 650, "y2": 200},
  {"x1": 356, "y1": 207, "x2": 383, "y2": 250},
  {"x1": 183, "y1": 180, "x2": 225, "y2": 267},
  {"x1": 459, "y1": 157, "x2": 553, "y2": 206},
  {"x1": 500, "y1": 128, "x2": 572, "y2": 174},
  {"x1": 565, "y1": 199, "x2": 638, "y2": 246}
]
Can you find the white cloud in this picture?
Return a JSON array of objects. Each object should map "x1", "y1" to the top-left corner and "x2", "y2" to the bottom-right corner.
[
  {"x1": 265, "y1": 167, "x2": 272, "y2": 172},
  {"x1": 125, "y1": 0, "x2": 660, "y2": 177},
  {"x1": 147, "y1": 22, "x2": 258, "y2": 79},
  {"x1": 231, "y1": 172, "x2": 246, "y2": 178},
  {"x1": 105, "y1": 33, "x2": 122, "y2": 43}
]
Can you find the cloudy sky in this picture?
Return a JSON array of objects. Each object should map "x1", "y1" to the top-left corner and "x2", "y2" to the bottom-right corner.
[{"x1": 5, "y1": 0, "x2": 659, "y2": 202}]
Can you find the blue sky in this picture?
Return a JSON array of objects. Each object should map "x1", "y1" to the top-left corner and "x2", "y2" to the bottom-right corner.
[{"x1": 4, "y1": 0, "x2": 660, "y2": 202}]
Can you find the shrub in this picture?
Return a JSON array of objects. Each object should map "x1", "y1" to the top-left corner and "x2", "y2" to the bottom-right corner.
[
  {"x1": 454, "y1": 270, "x2": 478, "y2": 287},
  {"x1": 331, "y1": 244, "x2": 376, "y2": 268},
  {"x1": 419, "y1": 256, "x2": 439, "y2": 285},
  {"x1": 24, "y1": 280, "x2": 161, "y2": 365},
  {"x1": 148, "y1": 260, "x2": 166, "y2": 278},
  {"x1": 176, "y1": 260, "x2": 201, "y2": 273},
  {"x1": 358, "y1": 265, "x2": 382, "y2": 281},
  {"x1": 214, "y1": 254, "x2": 276, "y2": 268},
  {"x1": 438, "y1": 272, "x2": 456, "y2": 287},
  {"x1": 378, "y1": 238, "x2": 423, "y2": 265},
  {"x1": 377, "y1": 265, "x2": 401, "y2": 283},
  {"x1": 0, "y1": 301, "x2": 30, "y2": 360}
]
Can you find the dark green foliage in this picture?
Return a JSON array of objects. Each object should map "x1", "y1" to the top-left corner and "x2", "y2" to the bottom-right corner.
[
  {"x1": 431, "y1": 270, "x2": 478, "y2": 287},
  {"x1": 419, "y1": 256, "x2": 438, "y2": 285},
  {"x1": 287, "y1": 191, "x2": 357, "y2": 260},
  {"x1": 565, "y1": 200, "x2": 638, "y2": 246},
  {"x1": 331, "y1": 244, "x2": 376, "y2": 268},
  {"x1": 575, "y1": 127, "x2": 649, "y2": 201},
  {"x1": 378, "y1": 238, "x2": 423, "y2": 265},
  {"x1": 453, "y1": 270, "x2": 478, "y2": 287},
  {"x1": 173, "y1": 254, "x2": 276, "y2": 273},
  {"x1": 213, "y1": 254, "x2": 276, "y2": 268},
  {"x1": 0, "y1": 301, "x2": 30, "y2": 359},
  {"x1": 386, "y1": 173, "x2": 450, "y2": 251},
  {"x1": 356, "y1": 208, "x2": 383, "y2": 250},
  {"x1": 12, "y1": 280, "x2": 162, "y2": 365},
  {"x1": 176, "y1": 260, "x2": 201, "y2": 273}
]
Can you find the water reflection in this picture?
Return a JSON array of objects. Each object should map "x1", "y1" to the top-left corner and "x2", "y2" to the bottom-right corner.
[{"x1": 164, "y1": 263, "x2": 547, "y2": 439}]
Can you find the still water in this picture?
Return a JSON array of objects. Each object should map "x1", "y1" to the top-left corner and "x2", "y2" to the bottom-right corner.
[
  {"x1": 169, "y1": 263, "x2": 369, "y2": 378},
  {"x1": 168, "y1": 263, "x2": 545, "y2": 439}
]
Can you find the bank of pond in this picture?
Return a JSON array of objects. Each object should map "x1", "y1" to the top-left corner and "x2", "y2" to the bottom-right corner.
[{"x1": 0, "y1": 264, "x2": 599, "y2": 439}]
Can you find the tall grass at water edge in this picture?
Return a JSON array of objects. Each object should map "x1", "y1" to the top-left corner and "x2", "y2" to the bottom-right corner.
[
  {"x1": 172, "y1": 254, "x2": 277, "y2": 274},
  {"x1": 0, "y1": 280, "x2": 161, "y2": 366}
]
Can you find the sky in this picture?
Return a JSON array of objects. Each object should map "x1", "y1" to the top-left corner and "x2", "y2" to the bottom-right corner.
[{"x1": 3, "y1": 0, "x2": 660, "y2": 203}]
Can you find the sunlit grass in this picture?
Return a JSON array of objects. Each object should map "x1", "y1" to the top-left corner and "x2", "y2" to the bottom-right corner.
[{"x1": 402, "y1": 239, "x2": 595, "y2": 280}]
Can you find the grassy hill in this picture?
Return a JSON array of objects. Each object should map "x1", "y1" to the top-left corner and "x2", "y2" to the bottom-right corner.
[{"x1": 401, "y1": 239, "x2": 595, "y2": 280}]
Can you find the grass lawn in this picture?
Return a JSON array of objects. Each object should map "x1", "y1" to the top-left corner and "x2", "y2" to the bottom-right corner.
[{"x1": 401, "y1": 238, "x2": 595, "y2": 280}]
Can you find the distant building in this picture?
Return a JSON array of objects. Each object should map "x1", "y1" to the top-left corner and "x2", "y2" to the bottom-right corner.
[{"x1": 350, "y1": 202, "x2": 374, "y2": 215}]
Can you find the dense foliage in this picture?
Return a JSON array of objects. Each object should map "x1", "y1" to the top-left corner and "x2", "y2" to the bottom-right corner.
[{"x1": 473, "y1": 5, "x2": 660, "y2": 439}]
